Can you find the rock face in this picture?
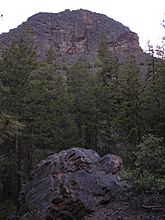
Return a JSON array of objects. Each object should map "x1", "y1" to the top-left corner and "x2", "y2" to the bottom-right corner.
[
  {"x1": 17, "y1": 148, "x2": 127, "y2": 220},
  {"x1": 0, "y1": 9, "x2": 143, "y2": 64}
]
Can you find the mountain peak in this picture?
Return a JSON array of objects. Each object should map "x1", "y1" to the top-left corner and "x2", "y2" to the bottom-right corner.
[{"x1": 0, "y1": 9, "x2": 142, "y2": 63}]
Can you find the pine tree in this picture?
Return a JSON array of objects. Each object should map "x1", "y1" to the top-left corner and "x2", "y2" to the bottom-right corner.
[
  {"x1": 66, "y1": 60, "x2": 92, "y2": 147},
  {"x1": 0, "y1": 41, "x2": 37, "y2": 197},
  {"x1": 112, "y1": 55, "x2": 144, "y2": 159},
  {"x1": 25, "y1": 62, "x2": 75, "y2": 151},
  {"x1": 93, "y1": 34, "x2": 120, "y2": 153},
  {"x1": 144, "y1": 56, "x2": 165, "y2": 138},
  {"x1": 98, "y1": 33, "x2": 119, "y2": 84},
  {"x1": 0, "y1": 112, "x2": 23, "y2": 144},
  {"x1": 0, "y1": 42, "x2": 37, "y2": 116}
]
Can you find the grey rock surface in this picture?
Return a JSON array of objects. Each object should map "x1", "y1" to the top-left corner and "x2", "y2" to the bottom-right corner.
[
  {"x1": 0, "y1": 9, "x2": 142, "y2": 64},
  {"x1": 17, "y1": 148, "x2": 127, "y2": 220}
]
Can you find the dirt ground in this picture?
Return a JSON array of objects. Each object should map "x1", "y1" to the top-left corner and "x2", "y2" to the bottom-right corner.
[{"x1": 84, "y1": 201, "x2": 165, "y2": 220}]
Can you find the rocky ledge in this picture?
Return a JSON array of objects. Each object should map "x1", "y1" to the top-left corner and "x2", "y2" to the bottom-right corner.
[{"x1": 16, "y1": 148, "x2": 128, "y2": 220}]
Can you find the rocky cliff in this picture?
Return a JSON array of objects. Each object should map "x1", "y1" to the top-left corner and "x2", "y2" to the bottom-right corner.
[{"x1": 0, "y1": 9, "x2": 144, "y2": 64}]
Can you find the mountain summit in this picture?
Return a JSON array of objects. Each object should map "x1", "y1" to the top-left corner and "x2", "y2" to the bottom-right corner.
[{"x1": 0, "y1": 9, "x2": 144, "y2": 64}]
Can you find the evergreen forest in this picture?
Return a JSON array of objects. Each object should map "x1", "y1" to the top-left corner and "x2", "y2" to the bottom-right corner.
[{"x1": 0, "y1": 35, "x2": 165, "y2": 218}]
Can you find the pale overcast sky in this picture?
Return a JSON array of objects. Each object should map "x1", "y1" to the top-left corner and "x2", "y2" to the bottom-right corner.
[{"x1": 0, "y1": 0, "x2": 164, "y2": 50}]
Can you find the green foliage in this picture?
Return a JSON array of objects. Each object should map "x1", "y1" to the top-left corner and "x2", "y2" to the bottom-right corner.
[
  {"x1": 25, "y1": 62, "x2": 76, "y2": 150},
  {"x1": 0, "y1": 41, "x2": 37, "y2": 201},
  {"x1": 136, "y1": 135, "x2": 165, "y2": 176},
  {"x1": 98, "y1": 33, "x2": 119, "y2": 83},
  {"x1": 0, "y1": 42, "x2": 37, "y2": 115},
  {"x1": 112, "y1": 55, "x2": 144, "y2": 146},
  {"x1": 66, "y1": 61, "x2": 96, "y2": 148},
  {"x1": 1, "y1": 31, "x2": 165, "y2": 216},
  {"x1": 124, "y1": 135, "x2": 165, "y2": 191},
  {"x1": 0, "y1": 112, "x2": 24, "y2": 143},
  {"x1": 0, "y1": 199, "x2": 16, "y2": 220},
  {"x1": 93, "y1": 35, "x2": 120, "y2": 153},
  {"x1": 144, "y1": 58, "x2": 165, "y2": 138}
]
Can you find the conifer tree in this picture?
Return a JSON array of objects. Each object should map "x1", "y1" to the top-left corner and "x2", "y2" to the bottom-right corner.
[
  {"x1": 0, "y1": 41, "x2": 37, "y2": 197},
  {"x1": 25, "y1": 62, "x2": 75, "y2": 151},
  {"x1": 112, "y1": 55, "x2": 144, "y2": 157},
  {"x1": 66, "y1": 60, "x2": 92, "y2": 147},
  {"x1": 94, "y1": 34, "x2": 120, "y2": 153},
  {"x1": 144, "y1": 57, "x2": 165, "y2": 138}
]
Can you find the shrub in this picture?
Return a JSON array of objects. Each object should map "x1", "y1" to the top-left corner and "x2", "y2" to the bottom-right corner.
[{"x1": 123, "y1": 135, "x2": 165, "y2": 191}]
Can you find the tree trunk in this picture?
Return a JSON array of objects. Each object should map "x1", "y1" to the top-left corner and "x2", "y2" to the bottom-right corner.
[{"x1": 15, "y1": 130, "x2": 21, "y2": 197}]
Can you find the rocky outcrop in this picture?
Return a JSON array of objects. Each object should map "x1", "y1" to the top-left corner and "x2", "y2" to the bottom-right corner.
[
  {"x1": 0, "y1": 9, "x2": 143, "y2": 64},
  {"x1": 17, "y1": 148, "x2": 128, "y2": 220}
]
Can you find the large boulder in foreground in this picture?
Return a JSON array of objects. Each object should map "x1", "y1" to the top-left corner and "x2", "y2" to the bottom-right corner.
[{"x1": 17, "y1": 148, "x2": 127, "y2": 220}]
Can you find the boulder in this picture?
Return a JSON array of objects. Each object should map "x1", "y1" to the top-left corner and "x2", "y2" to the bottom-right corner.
[{"x1": 17, "y1": 148, "x2": 127, "y2": 220}]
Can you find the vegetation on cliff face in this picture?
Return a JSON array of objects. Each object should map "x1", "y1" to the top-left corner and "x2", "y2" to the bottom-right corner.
[{"x1": 0, "y1": 10, "x2": 165, "y2": 219}]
